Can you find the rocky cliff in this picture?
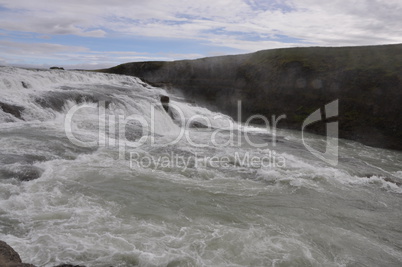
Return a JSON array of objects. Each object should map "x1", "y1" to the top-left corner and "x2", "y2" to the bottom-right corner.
[{"x1": 101, "y1": 44, "x2": 402, "y2": 150}]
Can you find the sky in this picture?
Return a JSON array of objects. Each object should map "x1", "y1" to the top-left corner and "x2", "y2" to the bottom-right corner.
[{"x1": 0, "y1": 0, "x2": 402, "y2": 69}]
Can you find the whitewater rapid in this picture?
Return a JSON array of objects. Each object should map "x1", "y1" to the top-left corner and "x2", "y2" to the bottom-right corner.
[{"x1": 0, "y1": 66, "x2": 401, "y2": 267}]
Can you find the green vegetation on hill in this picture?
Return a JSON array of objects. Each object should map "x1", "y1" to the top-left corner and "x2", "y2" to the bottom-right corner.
[{"x1": 99, "y1": 44, "x2": 402, "y2": 150}]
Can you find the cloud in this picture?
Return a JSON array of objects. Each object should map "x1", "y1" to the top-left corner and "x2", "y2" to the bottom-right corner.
[
  {"x1": 2, "y1": 1, "x2": 402, "y2": 47},
  {"x1": 0, "y1": 40, "x2": 89, "y2": 54},
  {"x1": 0, "y1": 14, "x2": 106, "y2": 37},
  {"x1": 0, "y1": 40, "x2": 92, "y2": 67},
  {"x1": 1, "y1": 0, "x2": 402, "y2": 66},
  {"x1": 0, "y1": 1, "x2": 107, "y2": 37},
  {"x1": 0, "y1": 39, "x2": 203, "y2": 69}
]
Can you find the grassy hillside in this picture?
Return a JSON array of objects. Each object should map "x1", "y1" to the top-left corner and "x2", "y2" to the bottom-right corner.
[{"x1": 100, "y1": 44, "x2": 402, "y2": 150}]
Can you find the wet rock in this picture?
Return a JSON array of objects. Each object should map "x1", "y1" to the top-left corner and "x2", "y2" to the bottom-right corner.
[
  {"x1": 15, "y1": 166, "x2": 43, "y2": 181},
  {"x1": 21, "y1": 82, "x2": 29, "y2": 89},
  {"x1": 0, "y1": 165, "x2": 43, "y2": 181},
  {"x1": 53, "y1": 265, "x2": 86, "y2": 267},
  {"x1": 7, "y1": 263, "x2": 37, "y2": 267},
  {"x1": 0, "y1": 240, "x2": 89, "y2": 267},
  {"x1": 0, "y1": 241, "x2": 22, "y2": 264},
  {"x1": 0, "y1": 101, "x2": 25, "y2": 120},
  {"x1": 0, "y1": 240, "x2": 36, "y2": 267},
  {"x1": 189, "y1": 121, "x2": 209, "y2": 129},
  {"x1": 383, "y1": 177, "x2": 402, "y2": 186},
  {"x1": 0, "y1": 154, "x2": 48, "y2": 165},
  {"x1": 35, "y1": 91, "x2": 112, "y2": 112},
  {"x1": 160, "y1": 95, "x2": 170, "y2": 112}
]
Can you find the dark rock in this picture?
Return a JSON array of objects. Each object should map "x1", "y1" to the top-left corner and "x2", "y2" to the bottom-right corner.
[
  {"x1": 7, "y1": 263, "x2": 37, "y2": 267},
  {"x1": 50, "y1": 67, "x2": 64, "y2": 70},
  {"x1": 21, "y1": 82, "x2": 29, "y2": 89},
  {"x1": 383, "y1": 177, "x2": 402, "y2": 187},
  {"x1": 35, "y1": 91, "x2": 112, "y2": 112},
  {"x1": 0, "y1": 240, "x2": 88, "y2": 267},
  {"x1": 0, "y1": 240, "x2": 36, "y2": 267},
  {"x1": 14, "y1": 166, "x2": 43, "y2": 181},
  {"x1": 0, "y1": 165, "x2": 43, "y2": 181},
  {"x1": 0, "y1": 154, "x2": 47, "y2": 165},
  {"x1": 0, "y1": 240, "x2": 22, "y2": 264},
  {"x1": 0, "y1": 102, "x2": 25, "y2": 120},
  {"x1": 189, "y1": 121, "x2": 209, "y2": 129},
  {"x1": 160, "y1": 95, "x2": 170, "y2": 112},
  {"x1": 53, "y1": 265, "x2": 86, "y2": 267}
]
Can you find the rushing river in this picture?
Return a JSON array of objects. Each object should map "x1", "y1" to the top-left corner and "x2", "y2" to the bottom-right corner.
[{"x1": 0, "y1": 66, "x2": 401, "y2": 267}]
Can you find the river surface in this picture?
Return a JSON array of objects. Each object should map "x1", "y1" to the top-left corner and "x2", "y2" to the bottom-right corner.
[{"x1": 0, "y1": 66, "x2": 401, "y2": 267}]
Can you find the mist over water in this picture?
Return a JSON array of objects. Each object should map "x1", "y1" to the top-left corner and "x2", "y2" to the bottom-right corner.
[{"x1": 0, "y1": 67, "x2": 401, "y2": 267}]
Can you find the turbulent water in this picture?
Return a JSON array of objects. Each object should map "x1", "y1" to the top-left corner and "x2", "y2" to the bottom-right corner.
[{"x1": 0, "y1": 66, "x2": 401, "y2": 267}]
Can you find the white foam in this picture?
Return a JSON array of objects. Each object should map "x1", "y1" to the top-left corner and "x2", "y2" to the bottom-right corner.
[{"x1": 170, "y1": 100, "x2": 236, "y2": 129}]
